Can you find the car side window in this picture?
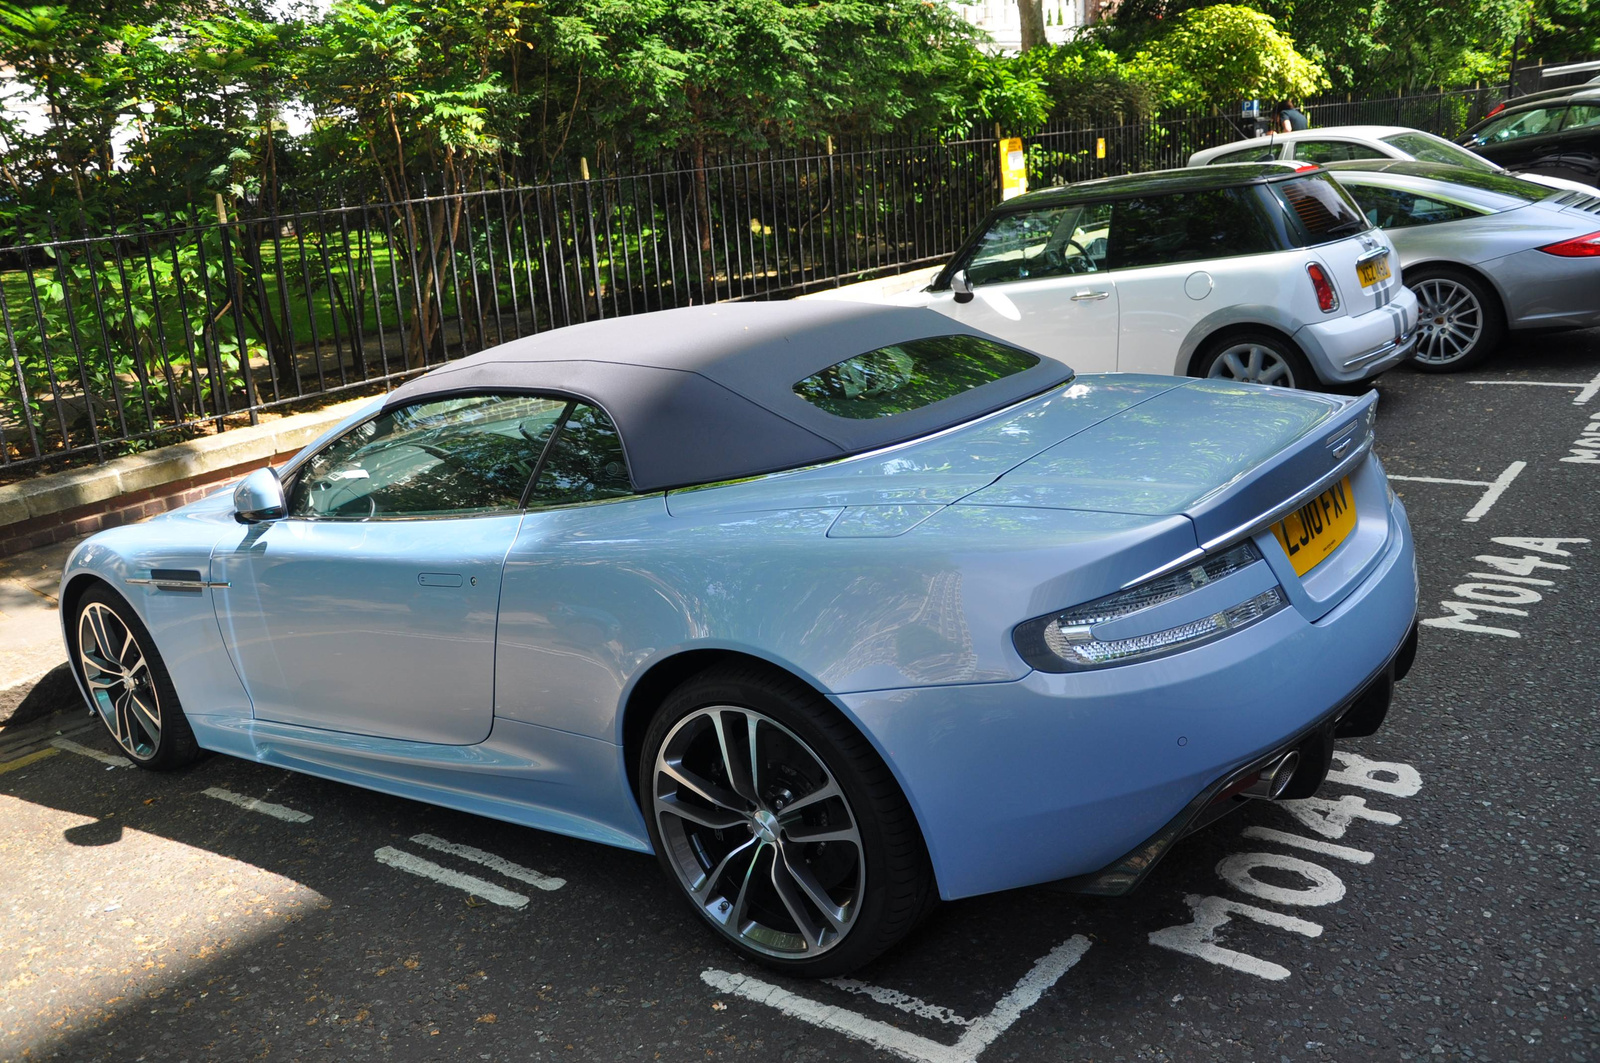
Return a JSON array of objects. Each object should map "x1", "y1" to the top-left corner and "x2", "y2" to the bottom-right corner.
[
  {"x1": 1209, "y1": 143, "x2": 1281, "y2": 164},
  {"x1": 1291, "y1": 140, "x2": 1389, "y2": 164},
  {"x1": 1339, "y1": 183, "x2": 1486, "y2": 229},
  {"x1": 962, "y1": 202, "x2": 1113, "y2": 285},
  {"x1": 288, "y1": 394, "x2": 565, "y2": 519},
  {"x1": 1476, "y1": 107, "x2": 1567, "y2": 143},
  {"x1": 1106, "y1": 188, "x2": 1277, "y2": 270},
  {"x1": 525, "y1": 402, "x2": 634, "y2": 508},
  {"x1": 1562, "y1": 104, "x2": 1600, "y2": 130}
]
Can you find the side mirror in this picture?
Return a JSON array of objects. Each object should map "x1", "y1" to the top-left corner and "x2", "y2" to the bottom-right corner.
[
  {"x1": 233, "y1": 467, "x2": 287, "y2": 524},
  {"x1": 951, "y1": 269, "x2": 975, "y2": 304}
]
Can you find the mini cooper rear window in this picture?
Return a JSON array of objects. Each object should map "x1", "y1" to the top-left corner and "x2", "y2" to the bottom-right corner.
[
  {"x1": 1275, "y1": 174, "x2": 1371, "y2": 243},
  {"x1": 793, "y1": 335, "x2": 1040, "y2": 420}
]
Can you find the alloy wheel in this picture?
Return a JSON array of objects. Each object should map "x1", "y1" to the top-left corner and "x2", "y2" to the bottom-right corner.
[
  {"x1": 1206, "y1": 343, "x2": 1297, "y2": 387},
  {"x1": 1412, "y1": 278, "x2": 1484, "y2": 366},
  {"x1": 77, "y1": 601, "x2": 161, "y2": 760},
  {"x1": 652, "y1": 705, "x2": 865, "y2": 960}
]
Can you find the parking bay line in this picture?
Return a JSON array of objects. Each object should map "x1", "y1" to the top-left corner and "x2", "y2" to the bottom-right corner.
[
  {"x1": 203, "y1": 787, "x2": 313, "y2": 823},
  {"x1": 409, "y1": 833, "x2": 565, "y2": 891},
  {"x1": 373, "y1": 846, "x2": 530, "y2": 909},
  {"x1": 48, "y1": 738, "x2": 131, "y2": 768},
  {"x1": 1468, "y1": 368, "x2": 1600, "y2": 404},
  {"x1": 0, "y1": 748, "x2": 60, "y2": 776},
  {"x1": 703, "y1": 935, "x2": 1091, "y2": 1063},
  {"x1": 1387, "y1": 460, "x2": 1525, "y2": 523}
]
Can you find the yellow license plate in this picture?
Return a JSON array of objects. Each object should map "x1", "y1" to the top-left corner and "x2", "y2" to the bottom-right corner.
[
  {"x1": 1273, "y1": 477, "x2": 1357, "y2": 576},
  {"x1": 1356, "y1": 254, "x2": 1391, "y2": 288}
]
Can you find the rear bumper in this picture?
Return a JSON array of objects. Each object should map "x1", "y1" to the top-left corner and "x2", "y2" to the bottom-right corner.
[
  {"x1": 840, "y1": 495, "x2": 1418, "y2": 901},
  {"x1": 1295, "y1": 286, "x2": 1420, "y2": 384},
  {"x1": 1492, "y1": 247, "x2": 1600, "y2": 331}
]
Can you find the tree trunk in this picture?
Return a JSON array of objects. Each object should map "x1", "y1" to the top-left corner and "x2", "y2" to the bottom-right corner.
[{"x1": 1017, "y1": 0, "x2": 1048, "y2": 52}]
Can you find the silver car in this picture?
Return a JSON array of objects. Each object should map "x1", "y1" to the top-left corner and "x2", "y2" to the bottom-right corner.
[
  {"x1": 1188, "y1": 125, "x2": 1593, "y2": 195},
  {"x1": 1324, "y1": 159, "x2": 1600, "y2": 371}
]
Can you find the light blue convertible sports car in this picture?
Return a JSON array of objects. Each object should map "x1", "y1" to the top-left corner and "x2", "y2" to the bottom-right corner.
[{"x1": 60, "y1": 301, "x2": 1419, "y2": 975}]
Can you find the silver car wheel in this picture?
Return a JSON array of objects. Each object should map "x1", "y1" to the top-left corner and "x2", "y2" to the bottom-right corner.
[
  {"x1": 1206, "y1": 343, "x2": 1297, "y2": 387},
  {"x1": 652, "y1": 705, "x2": 865, "y2": 960},
  {"x1": 77, "y1": 601, "x2": 161, "y2": 760},
  {"x1": 1412, "y1": 278, "x2": 1484, "y2": 366}
]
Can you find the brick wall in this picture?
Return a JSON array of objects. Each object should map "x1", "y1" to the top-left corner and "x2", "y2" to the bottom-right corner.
[{"x1": 0, "y1": 450, "x2": 300, "y2": 558}]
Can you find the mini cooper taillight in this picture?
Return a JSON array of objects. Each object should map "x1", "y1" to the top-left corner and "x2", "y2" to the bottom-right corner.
[
  {"x1": 1012, "y1": 541, "x2": 1288, "y2": 671},
  {"x1": 1536, "y1": 231, "x2": 1600, "y2": 257},
  {"x1": 1306, "y1": 262, "x2": 1339, "y2": 313}
]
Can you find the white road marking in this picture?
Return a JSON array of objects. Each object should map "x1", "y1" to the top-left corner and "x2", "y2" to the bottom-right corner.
[
  {"x1": 1461, "y1": 461, "x2": 1526, "y2": 523},
  {"x1": 824, "y1": 979, "x2": 973, "y2": 1026},
  {"x1": 1387, "y1": 461, "x2": 1524, "y2": 522},
  {"x1": 1576, "y1": 368, "x2": 1600, "y2": 405},
  {"x1": 1324, "y1": 752, "x2": 1423, "y2": 797},
  {"x1": 1278, "y1": 794, "x2": 1400, "y2": 839},
  {"x1": 1240, "y1": 826, "x2": 1374, "y2": 865},
  {"x1": 373, "y1": 847, "x2": 530, "y2": 909},
  {"x1": 409, "y1": 833, "x2": 565, "y2": 891},
  {"x1": 49, "y1": 738, "x2": 130, "y2": 768},
  {"x1": 1464, "y1": 371, "x2": 1600, "y2": 404},
  {"x1": 202, "y1": 787, "x2": 313, "y2": 823},
  {"x1": 1149, "y1": 895, "x2": 1321, "y2": 982},
  {"x1": 1465, "y1": 379, "x2": 1591, "y2": 388},
  {"x1": 1216, "y1": 852, "x2": 1346, "y2": 907},
  {"x1": 703, "y1": 935, "x2": 1091, "y2": 1063}
]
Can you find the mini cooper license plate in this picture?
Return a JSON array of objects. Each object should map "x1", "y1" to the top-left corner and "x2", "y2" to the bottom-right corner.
[
  {"x1": 1273, "y1": 477, "x2": 1357, "y2": 576},
  {"x1": 1356, "y1": 253, "x2": 1391, "y2": 288}
]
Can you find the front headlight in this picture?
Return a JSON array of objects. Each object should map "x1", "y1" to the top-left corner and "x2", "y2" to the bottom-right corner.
[{"x1": 1013, "y1": 541, "x2": 1288, "y2": 672}]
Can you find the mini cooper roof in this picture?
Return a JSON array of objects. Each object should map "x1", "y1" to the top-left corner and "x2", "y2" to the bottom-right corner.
[
  {"x1": 382, "y1": 302, "x2": 1073, "y2": 492},
  {"x1": 999, "y1": 162, "x2": 1313, "y2": 211}
]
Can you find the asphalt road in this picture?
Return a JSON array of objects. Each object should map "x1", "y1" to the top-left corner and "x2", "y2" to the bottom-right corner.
[{"x1": 3, "y1": 332, "x2": 1597, "y2": 1063}]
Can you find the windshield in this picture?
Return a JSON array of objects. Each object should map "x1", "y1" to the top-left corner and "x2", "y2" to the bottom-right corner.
[{"x1": 1379, "y1": 131, "x2": 1498, "y2": 172}]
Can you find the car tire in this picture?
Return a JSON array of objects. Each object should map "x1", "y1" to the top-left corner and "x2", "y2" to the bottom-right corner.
[
  {"x1": 640, "y1": 663, "x2": 935, "y2": 977},
  {"x1": 1406, "y1": 268, "x2": 1505, "y2": 373},
  {"x1": 1196, "y1": 332, "x2": 1316, "y2": 390},
  {"x1": 72, "y1": 584, "x2": 203, "y2": 770}
]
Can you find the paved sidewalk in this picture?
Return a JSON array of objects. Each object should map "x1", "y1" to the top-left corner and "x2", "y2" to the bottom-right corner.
[{"x1": 0, "y1": 537, "x2": 86, "y2": 726}]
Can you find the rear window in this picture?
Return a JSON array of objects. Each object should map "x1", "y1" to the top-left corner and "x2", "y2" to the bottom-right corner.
[
  {"x1": 793, "y1": 335, "x2": 1040, "y2": 420},
  {"x1": 1273, "y1": 174, "x2": 1371, "y2": 243},
  {"x1": 1402, "y1": 167, "x2": 1550, "y2": 203},
  {"x1": 1378, "y1": 132, "x2": 1497, "y2": 171}
]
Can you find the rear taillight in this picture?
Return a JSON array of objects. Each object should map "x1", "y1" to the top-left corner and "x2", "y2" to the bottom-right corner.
[
  {"x1": 1307, "y1": 262, "x2": 1339, "y2": 313},
  {"x1": 1537, "y1": 231, "x2": 1600, "y2": 257},
  {"x1": 1485, "y1": 102, "x2": 1506, "y2": 118},
  {"x1": 1294, "y1": 163, "x2": 1320, "y2": 172}
]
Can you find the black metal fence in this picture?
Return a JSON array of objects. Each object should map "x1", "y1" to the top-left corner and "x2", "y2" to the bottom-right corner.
[{"x1": 0, "y1": 86, "x2": 1499, "y2": 479}]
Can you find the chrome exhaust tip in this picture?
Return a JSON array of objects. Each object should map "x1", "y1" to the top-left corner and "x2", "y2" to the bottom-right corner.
[{"x1": 1242, "y1": 750, "x2": 1301, "y2": 800}]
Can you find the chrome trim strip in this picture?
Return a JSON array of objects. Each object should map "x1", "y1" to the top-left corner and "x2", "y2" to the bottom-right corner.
[
  {"x1": 1340, "y1": 328, "x2": 1416, "y2": 371},
  {"x1": 126, "y1": 577, "x2": 230, "y2": 590}
]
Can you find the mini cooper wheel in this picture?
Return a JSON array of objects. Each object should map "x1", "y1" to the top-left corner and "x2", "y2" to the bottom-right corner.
[
  {"x1": 1406, "y1": 269, "x2": 1504, "y2": 373},
  {"x1": 641, "y1": 665, "x2": 934, "y2": 977},
  {"x1": 1198, "y1": 333, "x2": 1314, "y2": 389},
  {"x1": 73, "y1": 584, "x2": 201, "y2": 770}
]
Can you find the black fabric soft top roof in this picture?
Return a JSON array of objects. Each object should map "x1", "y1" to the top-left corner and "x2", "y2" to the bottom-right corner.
[{"x1": 383, "y1": 301, "x2": 1072, "y2": 491}]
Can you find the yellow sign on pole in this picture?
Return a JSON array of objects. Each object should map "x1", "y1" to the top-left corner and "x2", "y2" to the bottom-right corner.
[
  {"x1": 1096, "y1": 138, "x2": 1106, "y2": 160},
  {"x1": 999, "y1": 137, "x2": 1027, "y2": 200}
]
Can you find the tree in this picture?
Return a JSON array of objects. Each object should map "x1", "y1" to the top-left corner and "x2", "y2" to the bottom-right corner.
[
  {"x1": 1017, "y1": 0, "x2": 1048, "y2": 53},
  {"x1": 1127, "y1": 4, "x2": 1327, "y2": 106}
]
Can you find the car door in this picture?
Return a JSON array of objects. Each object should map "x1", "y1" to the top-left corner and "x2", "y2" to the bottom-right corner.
[
  {"x1": 211, "y1": 392, "x2": 567, "y2": 746},
  {"x1": 1556, "y1": 102, "x2": 1600, "y2": 184},
  {"x1": 929, "y1": 201, "x2": 1120, "y2": 372},
  {"x1": 1107, "y1": 186, "x2": 1287, "y2": 374},
  {"x1": 1468, "y1": 105, "x2": 1572, "y2": 177}
]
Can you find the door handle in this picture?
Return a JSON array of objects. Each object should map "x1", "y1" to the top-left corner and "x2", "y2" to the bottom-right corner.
[
  {"x1": 1071, "y1": 289, "x2": 1111, "y2": 301},
  {"x1": 417, "y1": 572, "x2": 464, "y2": 588}
]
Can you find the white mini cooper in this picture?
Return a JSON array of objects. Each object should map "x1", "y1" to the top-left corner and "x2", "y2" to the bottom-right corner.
[{"x1": 816, "y1": 163, "x2": 1420, "y2": 391}]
